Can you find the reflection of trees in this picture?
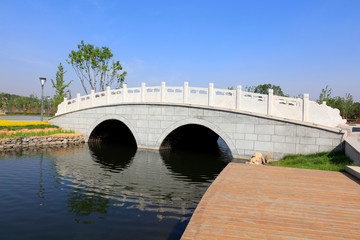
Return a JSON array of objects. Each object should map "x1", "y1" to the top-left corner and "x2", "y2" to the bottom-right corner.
[
  {"x1": 67, "y1": 191, "x2": 110, "y2": 224},
  {"x1": 88, "y1": 142, "x2": 136, "y2": 173}
]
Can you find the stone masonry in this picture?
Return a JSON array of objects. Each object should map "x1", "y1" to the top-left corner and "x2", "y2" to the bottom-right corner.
[{"x1": 50, "y1": 103, "x2": 345, "y2": 160}]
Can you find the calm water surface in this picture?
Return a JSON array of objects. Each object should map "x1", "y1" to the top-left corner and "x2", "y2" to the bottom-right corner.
[{"x1": 0, "y1": 141, "x2": 232, "y2": 240}]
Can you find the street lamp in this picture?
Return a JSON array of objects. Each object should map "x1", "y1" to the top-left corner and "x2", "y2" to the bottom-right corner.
[
  {"x1": 39, "y1": 77, "x2": 46, "y2": 121},
  {"x1": 46, "y1": 96, "x2": 50, "y2": 117}
]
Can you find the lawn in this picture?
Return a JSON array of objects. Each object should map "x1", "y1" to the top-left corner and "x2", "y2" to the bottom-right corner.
[{"x1": 268, "y1": 151, "x2": 353, "y2": 172}]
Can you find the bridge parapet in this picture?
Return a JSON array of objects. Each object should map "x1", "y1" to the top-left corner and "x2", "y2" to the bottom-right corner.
[{"x1": 56, "y1": 82, "x2": 345, "y2": 128}]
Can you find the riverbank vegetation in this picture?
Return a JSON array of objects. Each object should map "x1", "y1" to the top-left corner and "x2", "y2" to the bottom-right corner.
[
  {"x1": 0, "y1": 120, "x2": 75, "y2": 139},
  {"x1": 268, "y1": 151, "x2": 353, "y2": 172}
]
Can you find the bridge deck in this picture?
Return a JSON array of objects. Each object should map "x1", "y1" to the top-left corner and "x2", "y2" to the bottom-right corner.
[{"x1": 181, "y1": 163, "x2": 360, "y2": 239}]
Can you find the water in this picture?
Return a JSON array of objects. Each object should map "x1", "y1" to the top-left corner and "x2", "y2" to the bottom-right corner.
[{"x1": 0, "y1": 140, "x2": 232, "y2": 240}]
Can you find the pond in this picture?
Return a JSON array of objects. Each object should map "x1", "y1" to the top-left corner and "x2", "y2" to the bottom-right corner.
[{"x1": 0, "y1": 139, "x2": 233, "y2": 240}]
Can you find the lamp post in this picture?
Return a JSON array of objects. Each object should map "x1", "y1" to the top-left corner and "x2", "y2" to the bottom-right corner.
[
  {"x1": 39, "y1": 77, "x2": 46, "y2": 121},
  {"x1": 46, "y1": 96, "x2": 50, "y2": 117}
]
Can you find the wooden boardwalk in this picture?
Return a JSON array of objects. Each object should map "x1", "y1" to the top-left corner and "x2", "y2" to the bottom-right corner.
[{"x1": 182, "y1": 163, "x2": 360, "y2": 239}]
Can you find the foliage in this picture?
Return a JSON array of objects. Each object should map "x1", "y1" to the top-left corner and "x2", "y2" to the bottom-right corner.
[
  {"x1": 268, "y1": 151, "x2": 353, "y2": 172},
  {"x1": 318, "y1": 86, "x2": 358, "y2": 120},
  {"x1": 67, "y1": 40, "x2": 127, "y2": 94},
  {"x1": 0, "y1": 120, "x2": 50, "y2": 127},
  {"x1": 51, "y1": 63, "x2": 73, "y2": 107},
  {"x1": 318, "y1": 85, "x2": 332, "y2": 104},
  {"x1": 0, "y1": 124, "x2": 58, "y2": 130},
  {"x1": 0, "y1": 129, "x2": 74, "y2": 139},
  {"x1": 245, "y1": 83, "x2": 288, "y2": 97}
]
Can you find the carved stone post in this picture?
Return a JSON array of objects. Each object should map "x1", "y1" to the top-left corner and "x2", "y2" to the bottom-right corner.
[
  {"x1": 123, "y1": 83, "x2": 127, "y2": 102},
  {"x1": 141, "y1": 82, "x2": 146, "y2": 102},
  {"x1": 267, "y1": 89, "x2": 273, "y2": 115},
  {"x1": 63, "y1": 97, "x2": 67, "y2": 113},
  {"x1": 90, "y1": 90, "x2": 95, "y2": 106},
  {"x1": 183, "y1": 82, "x2": 189, "y2": 104},
  {"x1": 76, "y1": 93, "x2": 80, "y2": 110},
  {"x1": 161, "y1": 82, "x2": 166, "y2": 102},
  {"x1": 106, "y1": 86, "x2": 110, "y2": 104},
  {"x1": 208, "y1": 83, "x2": 214, "y2": 106},
  {"x1": 236, "y1": 85, "x2": 242, "y2": 110},
  {"x1": 303, "y1": 93, "x2": 309, "y2": 122}
]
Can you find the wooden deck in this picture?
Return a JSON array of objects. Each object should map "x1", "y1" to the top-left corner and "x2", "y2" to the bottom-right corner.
[{"x1": 182, "y1": 163, "x2": 360, "y2": 239}]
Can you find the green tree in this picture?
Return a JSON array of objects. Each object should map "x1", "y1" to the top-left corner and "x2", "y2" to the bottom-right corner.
[
  {"x1": 245, "y1": 83, "x2": 288, "y2": 96},
  {"x1": 51, "y1": 63, "x2": 73, "y2": 106},
  {"x1": 67, "y1": 40, "x2": 127, "y2": 94},
  {"x1": 318, "y1": 85, "x2": 332, "y2": 104}
]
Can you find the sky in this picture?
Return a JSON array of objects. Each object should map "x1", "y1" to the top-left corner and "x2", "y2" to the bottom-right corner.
[{"x1": 0, "y1": 0, "x2": 359, "y2": 101}]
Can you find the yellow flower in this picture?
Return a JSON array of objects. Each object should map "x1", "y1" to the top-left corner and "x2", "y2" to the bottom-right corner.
[{"x1": 0, "y1": 120, "x2": 50, "y2": 127}]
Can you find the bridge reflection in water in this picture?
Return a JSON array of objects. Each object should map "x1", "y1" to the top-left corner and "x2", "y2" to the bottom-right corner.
[{"x1": 51, "y1": 141, "x2": 232, "y2": 228}]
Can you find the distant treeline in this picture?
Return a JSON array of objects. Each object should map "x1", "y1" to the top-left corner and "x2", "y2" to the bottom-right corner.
[{"x1": 0, "y1": 92, "x2": 56, "y2": 115}]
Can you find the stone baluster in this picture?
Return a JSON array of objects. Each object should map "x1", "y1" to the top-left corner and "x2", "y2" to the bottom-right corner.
[
  {"x1": 141, "y1": 82, "x2": 146, "y2": 102},
  {"x1": 236, "y1": 85, "x2": 242, "y2": 110},
  {"x1": 76, "y1": 93, "x2": 80, "y2": 110},
  {"x1": 183, "y1": 82, "x2": 189, "y2": 104},
  {"x1": 91, "y1": 89, "x2": 95, "y2": 106},
  {"x1": 303, "y1": 93, "x2": 309, "y2": 122},
  {"x1": 267, "y1": 89, "x2": 273, "y2": 115},
  {"x1": 106, "y1": 86, "x2": 111, "y2": 104},
  {"x1": 123, "y1": 83, "x2": 127, "y2": 102},
  {"x1": 208, "y1": 83, "x2": 214, "y2": 106},
  {"x1": 63, "y1": 97, "x2": 67, "y2": 113},
  {"x1": 161, "y1": 82, "x2": 166, "y2": 102}
]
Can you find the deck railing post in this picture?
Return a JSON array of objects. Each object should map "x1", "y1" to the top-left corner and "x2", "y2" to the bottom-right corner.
[
  {"x1": 267, "y1": 89, "x2": 273, "y2": 115},
  {"x1": 303, "y1": 93, "x2": 309, "y2": 122},
  {"x1": 123, "y1": 83, "x2": 127, "y2": 102},
  {"x1": 208, "y1": 83, "x2": 214, "y2": 106},
  {"x1": 141, "y1": 82, "x2": 146, "y2": 102},
  {"x1": 183, "y1": 82, "x2": 189, "y2": 104},
  {"x1": 236, "y1": 85, "x2": 242, "y2": 110},
  {"x1": 161, "y1": 82, "x2": 166, "y2": 102}
]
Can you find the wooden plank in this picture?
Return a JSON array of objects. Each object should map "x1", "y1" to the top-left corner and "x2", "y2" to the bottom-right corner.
[{"x1": 181, "y1": 163, "x2": 360, "y2": 239}]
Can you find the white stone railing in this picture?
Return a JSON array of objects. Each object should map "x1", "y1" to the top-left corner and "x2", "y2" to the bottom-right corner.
[{"x1": 55, "y1": 82, "x2": 346, "y2": 128}]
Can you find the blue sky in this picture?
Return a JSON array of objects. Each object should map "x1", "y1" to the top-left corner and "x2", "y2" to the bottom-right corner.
[{"x1": 0, "y1": 0, "x2": 359, "y2": 101}]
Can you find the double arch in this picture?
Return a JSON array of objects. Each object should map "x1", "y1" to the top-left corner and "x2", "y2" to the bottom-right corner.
[{"x1": 86, "y1": 115, "x2": 236, "y2": 157}]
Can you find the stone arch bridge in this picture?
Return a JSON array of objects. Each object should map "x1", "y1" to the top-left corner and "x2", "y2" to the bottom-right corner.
[{"x1": 50, "y1": 82, "x2": 346, "y2": 159}]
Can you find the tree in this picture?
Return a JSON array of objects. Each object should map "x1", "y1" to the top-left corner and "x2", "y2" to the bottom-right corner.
[
  {"x1": 342, "y1": 93, "x2": 353, "y2": 120},
  {"x1": 51, "y1": 63, "x2": 73, "y2": 106},
  {"x1": 67, "y1": 40, "x2": 127, "y2": 94},
  {"x1": 245, "y1": 83, "x2": 288, "y2": 96},
  {"x1": 318, "y1": 85, "x2": 332, "y2": 104}
]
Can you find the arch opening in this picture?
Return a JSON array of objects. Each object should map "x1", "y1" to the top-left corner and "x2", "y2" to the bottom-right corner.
[
  {"x1": 159, "y1": 124, "x2": 231, "y2": 155},
  {"x1": 88, "y1": 119, "x2": 137, "y2": 147}
]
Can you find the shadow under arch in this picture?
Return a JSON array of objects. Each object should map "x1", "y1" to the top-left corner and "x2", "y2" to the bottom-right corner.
[
  {"x1": 86, "y1": 114, "x2": 139, "y2": 147},
  {"x1": 156, "y1": 118, "x2": 237, "y2": 156}
]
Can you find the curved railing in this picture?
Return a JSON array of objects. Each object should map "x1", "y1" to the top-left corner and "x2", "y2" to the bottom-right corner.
[{"x1": 55, "y1": 82, "x2": 346, "y2": 128}]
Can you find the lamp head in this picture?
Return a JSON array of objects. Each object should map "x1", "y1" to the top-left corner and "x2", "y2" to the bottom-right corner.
[{"x1": 39, "y1": 77, "x2": 46, "y2": 86}]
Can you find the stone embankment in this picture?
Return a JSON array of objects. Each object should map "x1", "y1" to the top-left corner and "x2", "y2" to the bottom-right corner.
[{"x1": 0, "y1": 135, "x2": 85, "y2": 152}]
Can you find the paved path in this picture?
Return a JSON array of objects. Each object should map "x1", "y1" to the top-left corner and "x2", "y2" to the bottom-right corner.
[{"x1": 182, "y1": 163, "x2": 360, "y2": 239}]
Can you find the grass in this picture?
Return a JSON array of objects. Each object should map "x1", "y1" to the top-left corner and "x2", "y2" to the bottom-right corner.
[
  {"x1": 0, "y1": 125, "x2": 59, "y2": 130},
  {"x1": 268, "y1": 151, "x2": 353, "y2": 172},
  {"x1": 0, "y1": 129, "x2": 75, "y2": 139}
]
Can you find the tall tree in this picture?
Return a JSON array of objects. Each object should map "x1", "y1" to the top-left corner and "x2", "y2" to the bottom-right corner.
[
  {"x1": 318, "y1": 85, "x2": 332, "y2": 104},
  {"x1": 67, "y1": 40, "x2": 127, "y2": 94},
  {"x1": 51, "y1": 63, "x2": 73, "y2": 106}
]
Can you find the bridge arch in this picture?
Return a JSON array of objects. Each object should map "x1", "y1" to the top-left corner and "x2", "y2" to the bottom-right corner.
[
  {"x1": 86, "y1": 114, "x2": 140, "y2": 146},
  {"x1": 156, "y1": 118, "x2": 237, "y2": 157}
]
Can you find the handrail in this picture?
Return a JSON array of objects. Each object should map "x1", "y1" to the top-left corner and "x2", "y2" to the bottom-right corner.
[{"x1": 55, "y1": 82, "x2": 346, "y2": 128}]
